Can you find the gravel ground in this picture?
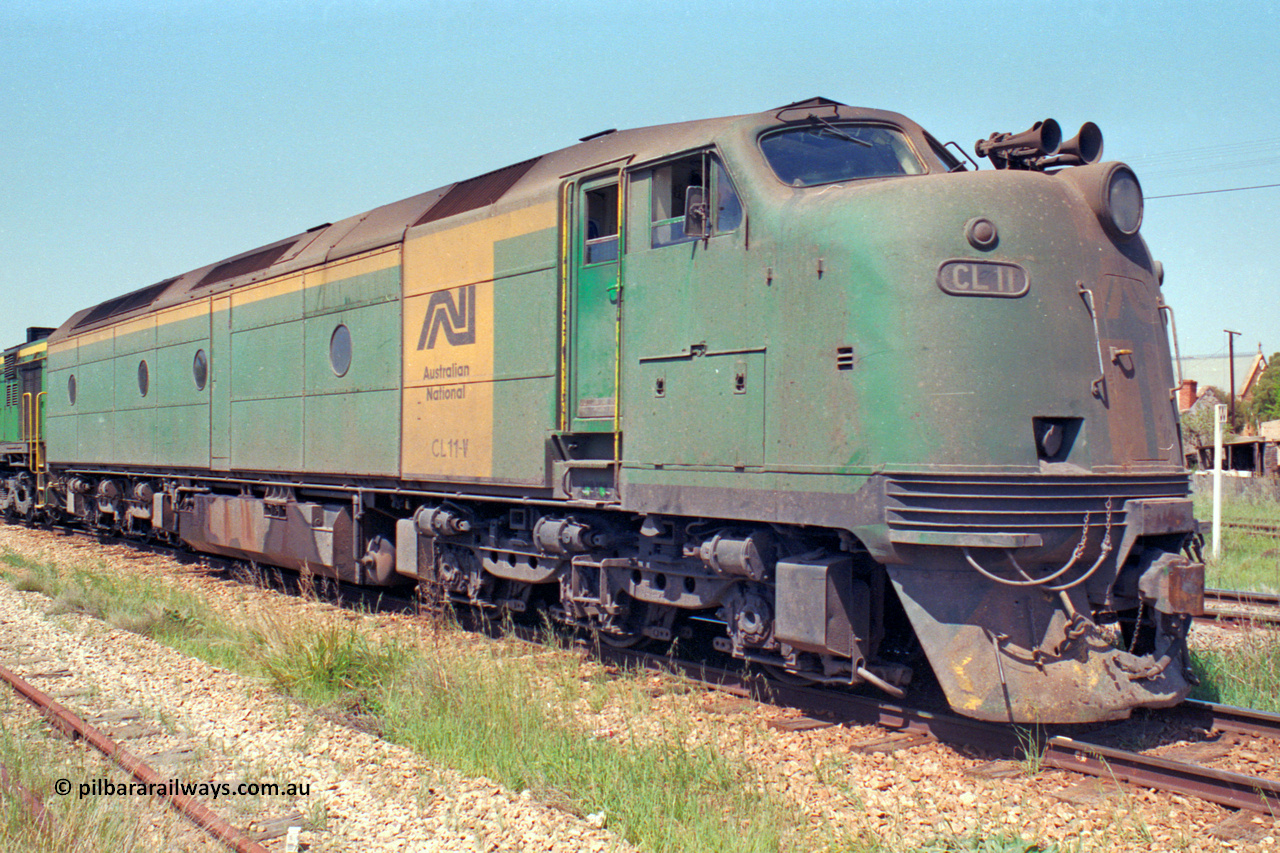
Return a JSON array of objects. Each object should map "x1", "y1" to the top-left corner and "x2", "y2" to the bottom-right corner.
[
  {"x1": 0, "y1": 524, "x2": 634, "y2": 853},
  {"x1": 2, "y1": 522, "x2": 1279, "y2": 852}
]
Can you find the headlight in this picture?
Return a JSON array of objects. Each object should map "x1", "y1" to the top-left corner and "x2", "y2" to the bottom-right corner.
[
  {"x1": 1104, "y1": 164, "x2": 1143, "y2": 239},
  {"x1": 1056, "y1": 161, "x2": 1145, "y2": 242}
]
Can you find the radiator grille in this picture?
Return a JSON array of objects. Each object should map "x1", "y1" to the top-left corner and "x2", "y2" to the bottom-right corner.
[{"x1": 885, "y1": 474, "x2": 1189, "y2": 535}]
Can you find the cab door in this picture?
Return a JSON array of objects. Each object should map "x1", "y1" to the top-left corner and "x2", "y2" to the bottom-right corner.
[{"x1": 567, "y1": 174, "x2": 623, "y2": 434}]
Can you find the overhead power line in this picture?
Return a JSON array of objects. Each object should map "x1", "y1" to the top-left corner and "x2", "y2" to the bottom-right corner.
[{"x1": 1148, "y1": 182, "x2": 1280, "y2": 199}]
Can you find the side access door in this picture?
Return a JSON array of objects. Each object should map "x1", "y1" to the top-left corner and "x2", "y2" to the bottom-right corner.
[
  {"x1": 1088, "y1": 274, "x2": 1181, "y2": 464},
  {"x1": 558, "y1": 172, "x2": 625, "y2": 498}
]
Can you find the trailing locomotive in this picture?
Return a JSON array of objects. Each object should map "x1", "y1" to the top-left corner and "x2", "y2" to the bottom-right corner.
[
  {"x1": 1, "y1": 98, "x2": 1203, "y2": 724},
  {"x1": 1, "y1": 328, "x2": 53, "y2": 519}
]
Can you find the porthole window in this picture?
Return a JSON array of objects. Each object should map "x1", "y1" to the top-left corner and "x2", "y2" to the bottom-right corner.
[
  {"x1": 137, "y1": 360, "x2": 149, "y2": 397},
  {"x1": 193, "y1": 349, "x2": 208, "y2": 391},
  {"x1": 329, "y1": 324, "x2": 352, "y2": 377},
  {"x1": 68, "y1": 374, "x2": 77, "y2": 405}
]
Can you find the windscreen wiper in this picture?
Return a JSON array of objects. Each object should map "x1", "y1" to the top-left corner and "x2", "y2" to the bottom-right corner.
[{"x1": 809, "y1": 115, "x2": 872, "y2": 147}]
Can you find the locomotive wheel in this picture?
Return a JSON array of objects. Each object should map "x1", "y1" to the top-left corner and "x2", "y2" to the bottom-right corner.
[
  {"x1": 597, "y1": 629, "x2": 647, "y2": 650},
  {"x1": 761, "y1": 663, "x2": 815, "y2": 686},
  {"x1": 595, "y1": 597, "x2": 674, "y2": 650}
]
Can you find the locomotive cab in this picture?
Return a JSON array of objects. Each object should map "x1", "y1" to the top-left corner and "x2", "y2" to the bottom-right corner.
[{"x1": 664, "y1": 100, "x2": 1204, "y2": 722}]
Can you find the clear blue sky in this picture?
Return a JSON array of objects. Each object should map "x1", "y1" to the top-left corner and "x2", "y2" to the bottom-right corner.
[{"x1": 3, "y1": 0, "x2": 1277, "y2": 361}]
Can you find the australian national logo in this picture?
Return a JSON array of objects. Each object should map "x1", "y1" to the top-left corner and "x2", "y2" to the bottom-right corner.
[{"x1": 417, "y1": 285, "x2": 476, "y2": 350}]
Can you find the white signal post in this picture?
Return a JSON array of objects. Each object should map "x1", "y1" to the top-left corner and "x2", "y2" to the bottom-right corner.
[{"x1": 1212, "y1": 403, "x2": 1226, "y2": 560}]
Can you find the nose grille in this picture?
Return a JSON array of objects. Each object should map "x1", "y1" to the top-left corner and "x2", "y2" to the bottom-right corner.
[{"x1": 885, "y1": 474, "x2": 1187, "y2": 535}]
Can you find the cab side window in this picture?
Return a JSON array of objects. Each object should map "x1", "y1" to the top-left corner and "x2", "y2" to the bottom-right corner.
[
  {"x1": 712, "y1": 156, "x2": 743, "y2": 233},
  {"x1": 647, "y1": 152, "x2": 742, "y2": 248},
  {"x1": 584, "y1": 183, "x2": 620, "y2": 264}
]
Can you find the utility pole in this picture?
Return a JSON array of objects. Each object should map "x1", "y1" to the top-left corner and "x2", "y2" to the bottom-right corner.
[
  {"x1": 1226, "y1": 329, "x2": 1241, "y2": 424},
  {"x1": 1213, "y1": 403, "x2": 1226, "y2": 560}
]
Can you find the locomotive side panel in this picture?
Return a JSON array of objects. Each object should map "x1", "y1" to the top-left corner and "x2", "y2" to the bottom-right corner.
[
  {"x1": 299, "y1": 249, "x2": 402, "y2": 477},
  {"x1": 228, "y1": 272, "x2": 306, "y2": 472},
  {"x1": 222, "y1": 248, "x2": 403, "y2": 476},
  {"x1": 151, "y1": 301, "x2": 213, "y2": 469},
  {"x1": 48, "y1": 328, "x2": 115, "y2": 465},
  {"x1": 43, "y1": 341, "x2": 78, "y2": 464},
  {"x1": 48, "y1": 301, "x2": 212, "y2": 470},
  {"x1": 491, "y1": 228, "x2": 560, "y2": 483},
  {"x1": 621, "y1": 155, "x2": 766, "y2": 471},
  {"x1": 110, "y1": 314, "x2": 159, "y2": 467},
  {"x1": 1, "y1": 337, "x2": 49, "y2": 456},
  {"x1": 0, "y1": 347, "x2": 24, "y2": 448},
  {"x1": 401, "y1": 200, "x2": 558, "y2": 486}
]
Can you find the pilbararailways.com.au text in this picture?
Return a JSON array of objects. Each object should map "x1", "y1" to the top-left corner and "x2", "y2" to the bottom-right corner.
[{"x1": 55, "y1": 777, "x2": 311, "y2": 800}]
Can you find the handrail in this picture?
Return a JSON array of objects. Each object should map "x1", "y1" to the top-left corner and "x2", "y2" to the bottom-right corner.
[
  {"x1": 20, "y1": 391, "x2": 46, "y2": 507},
  {"x1": 33, "y1": 391, "x2": 45, "y2": 474}
]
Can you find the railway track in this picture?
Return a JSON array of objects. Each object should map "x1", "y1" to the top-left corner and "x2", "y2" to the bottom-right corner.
[
  {"x1": 0, "y1": 660, "x2": 274, "y2": 853},
  {"x1": 1220, "y1": 520, "x2": 1280, "y2": 539},
  {"x1": 600, "y1": 642, "x2": 1280, "y2": 817},
  {"x1": 7, "y1": 518, "x2": 1280, "y2": 839},
  {"x1": 1199, "y1": 587, "x2": 1280, "y2": 627}
]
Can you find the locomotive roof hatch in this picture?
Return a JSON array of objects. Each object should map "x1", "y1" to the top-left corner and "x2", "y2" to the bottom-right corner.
[{"x1": 773, "y1": 95, "x2": 848, "y2": 119}]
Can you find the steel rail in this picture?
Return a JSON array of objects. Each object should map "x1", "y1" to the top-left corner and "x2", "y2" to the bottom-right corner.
[
  {"x1": 1204, "y1": 588, "x2": 1280, "y2": 608},
  {"x1": 1220, "y1": 521, "x2": 1280, "y2": 539},
  {"x1": 1179, "y1": 698, "x2": 1280, "y2": 742},
  {"x1": 595, "y1": 641, "x2": 1280, "y2": 813},
  {"x1": 1043, "y1": 736, "x2": 1280, "y2": 813},
  {"x1": 0, "y1": 662, "x2": 270, "y2": 853},
  {"x1": 15, "y1": 519, "x2": 1280, "y2": 819},
  {"x1": 1200, "y1": 587, "x2": 1280, "y2": 626}
]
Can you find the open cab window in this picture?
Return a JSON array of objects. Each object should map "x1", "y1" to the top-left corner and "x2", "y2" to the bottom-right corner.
[
  {"x1": 760, "y1": 123, "x2": 924, "y2": 187},
  {"x1": 645, "y1": 152, "x2": 742, "y2": 248},
  {"x1": 584, "y1": 183, "x2": 620, "y2": 264}
]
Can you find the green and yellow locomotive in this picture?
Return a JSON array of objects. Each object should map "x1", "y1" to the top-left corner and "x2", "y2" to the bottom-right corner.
[
  {"x1": 1, "y1": 328, "x2": 52, "y2": 519},
  {"x1": 4, "y1": 98, "x2": 1203, "y2": 723}
]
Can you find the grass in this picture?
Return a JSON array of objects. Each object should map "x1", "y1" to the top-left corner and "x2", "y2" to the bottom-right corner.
[
  {"x1": 253, "y1": 608, "x2": 790, "y2": 852},
  {"x1": 1192, "y1": 489, "x2": 1280, "y2": 592},
  {"x1": 1190, "y1": 629, "x2": 1280, "y2": 712},
  {"x1": 2, "y1": 548, "x2": 249, "y2": 670},
  {"x1": 0, "y1": 695, "x2": 194, "y2": 852},
  {"x1": 0, "y1": 547, "x2": 794, "y2": 852},
  {"x1": 0, "y1": 541, "x2": 1179, "y2": 853},
  {"x1": 1186, "y1": 487, "x2": 1280, "y2": 711}
]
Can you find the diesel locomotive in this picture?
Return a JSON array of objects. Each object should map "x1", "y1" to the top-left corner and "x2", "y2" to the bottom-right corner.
[{"x1": 1, "y1": 98, "x2": 1204, "y2": 723}]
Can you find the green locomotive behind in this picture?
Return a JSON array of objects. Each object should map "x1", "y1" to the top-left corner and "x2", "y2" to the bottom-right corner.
[
  {"x1": 1, "y1": 98, "x2": 1203, "y2": 723},
  {"x1": 1, "y1": 327, "x2": 53, "y2": 518}
]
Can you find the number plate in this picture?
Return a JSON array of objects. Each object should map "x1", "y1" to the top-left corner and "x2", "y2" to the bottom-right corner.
[{"x1": 937, "y1": 260, "x2": 1029, "y2": 298}]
